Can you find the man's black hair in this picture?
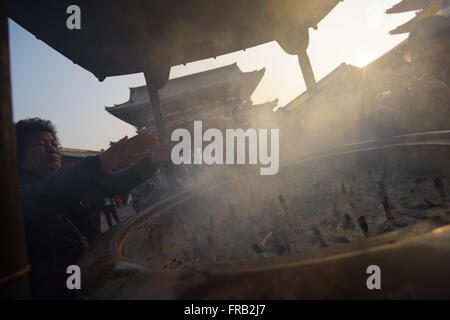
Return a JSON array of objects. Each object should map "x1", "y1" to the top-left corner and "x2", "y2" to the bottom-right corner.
[{"x1": 15, "y1": 117, "x2": 59, "y2": 161}]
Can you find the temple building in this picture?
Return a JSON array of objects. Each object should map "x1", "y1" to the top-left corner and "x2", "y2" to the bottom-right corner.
[
  {"x1": 105, "y1": 63, "x2": 278, "y2": 134},
  {"x1": 280, "y1": 0, "x2": 450, "y2": 123},
  {"x1": 386, "y1": 0, "x2": 449, "y2": 35},
  {"x1": 60, "y1": 148, "x2": 100, "y2": 167}
]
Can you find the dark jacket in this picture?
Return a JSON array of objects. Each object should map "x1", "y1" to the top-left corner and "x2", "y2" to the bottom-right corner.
[{"x1": 19, "y1": 155, "x2": 156, "y2": 299}]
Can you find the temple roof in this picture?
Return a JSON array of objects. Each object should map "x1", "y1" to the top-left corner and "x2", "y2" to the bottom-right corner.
[
  {"x1": 282, "y1": 63, "x2": 361, "y2": 112},
  {"x1": 389, "y1": 15, "x2": 420, "y2": 34},
  {"x1": 105, "y1": 63, "x2": 266, "y2": 128},
  {"x1": 240, "y1": 99, "x2": 279, "y2": 114},
  {"x1": 364, "y1": 40, "x2": 409, "y2": 71},
  {"x1": 106, "y1": 104, "x2": 151, "y2": 129},
  {"x1": 109, "y1": 63, "x2": 264, "y2": 110},
  {"x1": 60, "y1": 147, "x2": 100, "y2": 158},
  {"x1": 387, "y1": 0, "x2": 448, "y2": 34},
  {"x1": 386, "y1": 0, "x2": 434, "y2": 14},
  {"x1": 8, "y1": 0, "x2": 341, "y2": 82}
]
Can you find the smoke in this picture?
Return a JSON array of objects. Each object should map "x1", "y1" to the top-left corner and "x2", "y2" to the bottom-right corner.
[
  {"x1": 118, "y1": 9, "x2": 450, "y2": 269},
  {"x1": 121, "y1": 54, "x2": 450, "y2": 269}
]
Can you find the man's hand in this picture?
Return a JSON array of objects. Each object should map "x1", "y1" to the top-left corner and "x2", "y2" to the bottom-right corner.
[{"x1": 99, "y1": 132, "x2": 172, "y2": 173}]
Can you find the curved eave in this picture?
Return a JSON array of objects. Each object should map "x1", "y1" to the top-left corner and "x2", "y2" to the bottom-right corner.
[
  {"x1": 8, "y1": 0, "x2": 342, "y2": 81},
  {"x1": 106, "y1": 67, "x2": 266, "y2": 112},
  {"x1": 240, "y1": 68, "x2": 266, "y2": 99},
  {"x1": 389, "y1": 16, "x2": 419, "y2": 34},
  {"x1": 105, "y1": 103, "x2": 152, "y2": 128},
  {"x1": 249, "y1": 99, "x2": 279, "y2": 112},
  {"x1": 61, "y1": 148, "x2": 100, "y2": 158},
  {"x1": 386, "y1": 0, "x2": 433, "y2": 14}
]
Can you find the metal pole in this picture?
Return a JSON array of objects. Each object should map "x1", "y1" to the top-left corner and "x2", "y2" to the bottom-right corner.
[
  {"x1": 142, "y1": 71, "x2": 178, "y2": 193},
  {"x1": 0, "y1": 4, "x2": 31, "y2": 299},
  {"x1": 143, "y1": 72, "x2": 168, "y2": 141},
  {"x1": 298, "y1": 50, "x2": 318, "y2": 96}
]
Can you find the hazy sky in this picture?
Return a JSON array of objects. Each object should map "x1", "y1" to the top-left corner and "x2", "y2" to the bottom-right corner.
[{"x1": 9, "y1": 0, "x2": 415, "y2": 150}]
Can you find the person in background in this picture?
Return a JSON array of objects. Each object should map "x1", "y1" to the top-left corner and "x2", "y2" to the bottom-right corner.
[
  {"x1": 102, "y1": 197, "x2": 120, "y2": 229},
  {"x1": 113, "y1": 194, "x2": 123, "y2": 207},
  {"x1": 15, "y1": 117, "x2": 171, "y2": 299},
  {"x1": 131, "y1": 167, "x2": 168, "y2": 212}
]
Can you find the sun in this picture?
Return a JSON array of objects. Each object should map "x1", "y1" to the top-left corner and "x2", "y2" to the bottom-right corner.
[{"x1": 353, "y1": 54, "x2": 374, "y2": 68}]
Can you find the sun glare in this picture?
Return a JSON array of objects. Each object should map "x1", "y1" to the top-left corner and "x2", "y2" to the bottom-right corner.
[{"x1": 353, "y1": 54, "x2": 374, "y2": 68}]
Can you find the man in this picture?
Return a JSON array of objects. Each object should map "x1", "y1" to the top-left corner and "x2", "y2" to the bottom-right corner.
[
  {"x1": 370, "y1": 15, "x2": 450, "y2": 138},
  {"x1": 15, "y1": 118, "x2": 171, "y2": 299}
]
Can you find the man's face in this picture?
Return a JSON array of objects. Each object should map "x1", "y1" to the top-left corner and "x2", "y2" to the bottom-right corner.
[{"x1": 20, "y1": 131, "x2": 62, "y2": 178}]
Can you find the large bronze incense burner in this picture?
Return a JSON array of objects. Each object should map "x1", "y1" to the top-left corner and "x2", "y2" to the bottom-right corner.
[{"x1": 79, "y1": 131, "x2": 450, "y2": 299}]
